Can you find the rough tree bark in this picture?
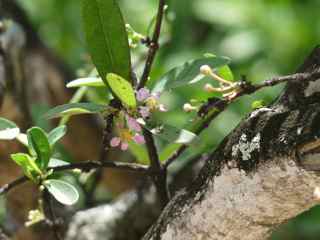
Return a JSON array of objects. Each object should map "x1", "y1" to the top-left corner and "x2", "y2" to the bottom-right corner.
[{"x1": 142, "y1": 47, "x2": 320, "y2": 240}]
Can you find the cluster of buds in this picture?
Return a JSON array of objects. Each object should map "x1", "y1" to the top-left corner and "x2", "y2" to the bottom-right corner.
[
  {"x1": 200, "y1": 65, "x2": 240, "y2": 100},
  {"x1": 25, "y1": 209, "x2": 45, "y2": 227},
  {"x1": 136, "y1": 87, "x2": 167, "y2": 118}
]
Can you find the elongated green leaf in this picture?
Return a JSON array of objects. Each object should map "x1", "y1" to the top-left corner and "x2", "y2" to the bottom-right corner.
[
  {"x1": 45, "y1": 103, "x2": 105, "y2": 119},
  {"x1": 44, "y1": 179, "x2": 79, "y2": 205},
  {"x1": 0, "y1": 118, "x2": 20, "y2": 140},
  {"x1": 146, "y1": 123, "x2": 199, "y2": 145},
  {"x1": 106, "y1": 73, "x2": 136, "y2": 108},
  {"x1": 48, "y1": 125, "x2": 67, "y2": 147},
  {"x1": 27, "y1": 127, "x2": 51, "y2": 170},
  {"x1": 66, "y1": 77, "x2": 106, "y2": 88},
  {"x1": 217, "y1": 65, "x2": 234, "y2": 81},
  {"x1": 152, "y1": 56, "x2": 230, "y2": 93},
  {"x1": 48, "y1": 158, "x2": 69, "y2": 168},
  {"x1": 82, "y1": 0, "x2": 132, "y2": 83},
  {"x1": 11, "y1": 153, "x2": 42, "y2": 181}
]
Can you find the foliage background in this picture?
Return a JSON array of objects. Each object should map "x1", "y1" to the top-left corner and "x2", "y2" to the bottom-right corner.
[{"x1": 9, "y1": 0, "x2": 320, "y2": 239}]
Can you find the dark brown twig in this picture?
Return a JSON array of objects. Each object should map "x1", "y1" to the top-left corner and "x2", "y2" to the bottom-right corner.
[
  {"x1": 164, "y1": 69, "x2": 320, "y2": 168},
  {"x1": 137, "y1": 0, "x2": 166, "y2": 89}
]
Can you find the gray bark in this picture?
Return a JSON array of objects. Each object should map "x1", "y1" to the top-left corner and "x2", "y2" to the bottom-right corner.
[{"x1": 143, "y1": 46, "x2": 320, "y2": 240}]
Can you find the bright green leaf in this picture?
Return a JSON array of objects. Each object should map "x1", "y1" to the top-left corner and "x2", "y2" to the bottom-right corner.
[
  {"x1": 217, "y1": 65, "x2": 234, "y2": 82},
  {"x1": 152, "y1": 56, "x2": 230, "y2": 93},
  {"x1": 48, "y1": 125, "x2": 67, "y2": 147},
  {"x1": 128, "y1": 142, "x2": 149, "y2": 165},
  {"x1": 48, "y1": 158, "x2": 69, "y2": 168},
  {"x1": 27, "y1": 127, "x2": 51, "y2": 171},
  {"x1": 0, "y1": 118, "x2": 20, "y2": 140},
  {"x1": 45, "y1": 103, "x2": 105, "y2": 119},
  {"x1": 44, "y1": 179, "x2": 79, "y2": 205},
  {"x1": 106, "y1": 73, "x2": 136, "y2": 108},
  {"x1": 11, "y1": 153, "x2": 42, "y2": 181},
  {"x1": 82, "y1": 0, "x2": 132, "y2": 83},
  {"x1": 66, "y1": 77, "x2": 106, "y2": 88}
]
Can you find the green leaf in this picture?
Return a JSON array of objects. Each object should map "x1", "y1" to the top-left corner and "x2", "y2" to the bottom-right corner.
[
  {"x1": 48, "y1": 125, "x2": 67, "y2": 147},
  {"x1": 11, "y1": 153, "x2": 42, "y2": 181},
  {"x1": 66, "y1": 77, "x2": 106, "y2": 88},
  {"x1": 48, "y1": 158, "x2": 70, "y2": 168},
  {"x1": 45, "y1": 103, "x2": 105, "y2": 119},
  {"x1": 128, "y1": 142, "x2": 149, "y2": 165},
  {"x1": 152, "y1": 56, "x2": 230, "y2": 93},
  {"x1": 27, "y1": 127, "x2": 51, "y2": 171},
  {"x1": 44, "y1": 179, "x2": 79, "y2": 205},
  {"x1": 106, "y1": 73, "x2": 136, "y2": 108},
  {"x1": 82, "y1": 0, "x2": 132, "y2": 83},
  {"x1": 147, "y1": 124, "x2": 199, "y2": 145},
  {"x1": 0, "y1": 118, "x2": 20, "y2": 140},
  {"x1": 16, "y1": 133, "x2": 28, "y2": 147},
  {"x1": 217, "y1": 65, "x2": 234, "y2": 82}
]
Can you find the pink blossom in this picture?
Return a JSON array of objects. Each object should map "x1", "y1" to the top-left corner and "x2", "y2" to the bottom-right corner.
[
  {"x1": 110, "y1": 137, "x2": 121, "y2": 147},
  {"x1": 126, "y1": 116, "x2": 142, "y2": 132},
  {"x1": 152, "y1": 91, "x2": 161, "y2": 99},
  {"x1": 136, "y1": 88, "x2": 150, "y2": 102},
  {"x1": 133, "y1": 134, "x2": 145, "y2": 144},
  {"x1": 120, "y1": 142, "x2": 129, "y2": 151}
]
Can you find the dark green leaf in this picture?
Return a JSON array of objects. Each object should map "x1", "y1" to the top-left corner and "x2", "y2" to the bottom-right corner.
[
  {"x1": 44, "y1": 179, "x2": 79, "y2": 205},
  {"x1": 27, "y1": 127, "x2": 51, "y2": 170},
  {"x1": 106, "y1": 73, "x2": 136, "y2": 108},
  {"x1": 44, "y1": 103, "x2": 105, "y2": 119},
  {"x1": 152, "y1": 56, "x2": 230, "y2": 92},
  {"x1": 82, "y1": 0, "x2": 132, "y2": 83},
  {"x1": 0, "y1": 118, "x2": 20, "y2": 140},
  {"x1": 48, "y1": 125, "x2": 67, "y2": 147}
]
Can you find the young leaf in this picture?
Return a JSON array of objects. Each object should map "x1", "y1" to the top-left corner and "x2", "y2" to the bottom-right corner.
[
  {"x1": 27, "y1": 127, "x2": 51, "y2": 170},
  {"x1": 66, "y1": 77, "x2": 106, "y2": 88},
  {"x1": 0, "y1": 118, "x2": 20, "y2": 140},
  {"x1": 44, "y1": 103, "x2": 105, "y2": 119},
  {"x1": 217, "y1": 65, "x2": 234, "y2": 82},
  {"x1": 44, "y1": 179, "x2": 79, "y2": 205},
  {"x1": 82, "y1": 0, "x2": 132, "y2": 83},
  {"x1": 11, "y1": 153, "x2": 42, "y2": 181},
  {"x1": 106, "y1": 73, "x2": 136, "y2": 108},
  {"x1": 48, "y1": 125, "x2": 67, "y2": 147},
  {"x1": 152, "y1": 56, "x2": 230, "y2": 93},
  {"x1": 48, "y1": 158, "x2": 70, "y2": 168}
]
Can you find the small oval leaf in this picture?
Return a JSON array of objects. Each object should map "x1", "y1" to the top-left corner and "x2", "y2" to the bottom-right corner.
[
  {"x1": 48, "y1": 158, "x2": 70, "y2": 168},
  {"x1": 27, "y1": 127, "x2": 51, "y2": 170},
  {"x1": 0, "y1": 118, "x2": 20, "y2": 140},
  {"x1": 106, "y1": 73, "x2": 136, "y2": 108},
  {"x1": 66, "y1": 77, "x2": 106, "y2": 88},
  {"x1": 44, "y1": 179, "x2": 79, "y2": 205},
  {"x1": 45, "y1": 103, "x2": 105, "y2": 119}
]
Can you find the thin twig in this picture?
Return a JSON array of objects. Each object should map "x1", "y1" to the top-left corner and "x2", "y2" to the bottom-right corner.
[
  {"x1": 0, "y1": 161, "x2": 148, "y2": 196},
  {"x1": 137, "y1": 0, "x2": 166, "y2": 89},
  {"x1": 164, "y1": 69, "x2": 320, "y2": 168}
]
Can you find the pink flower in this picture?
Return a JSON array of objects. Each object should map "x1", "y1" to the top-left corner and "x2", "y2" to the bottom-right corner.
[
  {"x1": 136, "y1": 88, "x2": 150, "y2": 102},
  {"x1": 126, "y1": 116, "x2": 142, "y2": 132},
  {"x1": 133, "y1": 134, "x2": 145, "y2": 144},
  {"x1": 139, "y1": 106, "x2": 150, "y2": 118},
  {"x1": 110, "y1": 137, "x2": 129, "y2": 151}
]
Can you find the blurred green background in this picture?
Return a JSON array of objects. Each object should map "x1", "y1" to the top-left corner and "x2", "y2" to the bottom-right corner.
[{"x1": 15, "y1": 0, "x2": 320, "y2": 239}]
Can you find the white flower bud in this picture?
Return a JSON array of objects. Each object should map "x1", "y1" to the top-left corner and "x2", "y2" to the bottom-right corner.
[
  {"x1": 314, "y1": 187, "x2": 320, "y2": 200},
  {"x1": 203, "y1": 83, "x2": 215, "y2": 92},
  {"x1": 200, "y1": 65, "x2": 212, "y2": 76},
  {"x1": 183, "y1": 103, "x2": 196, "y2": 112}
]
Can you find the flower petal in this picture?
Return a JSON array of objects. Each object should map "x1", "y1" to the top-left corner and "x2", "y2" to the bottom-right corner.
[
  {"x1": 110, "y1": 137, "x2": 121, "y2": 147},
  {"x1": 139, "y1": 106, "x2": 150, "y2": 118},
  {"x1": 133, "y1": 134, "x2": 145, "y2": 144},
  {"x1": 121, "y1": 142, "x2": 129, "y2": 151},
  {"x1": 136, "y1": 88, "x2": 150, "y2": 102},
  {"x1": 127, "y1": 116, "x2": 142, "y2": 132}
]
